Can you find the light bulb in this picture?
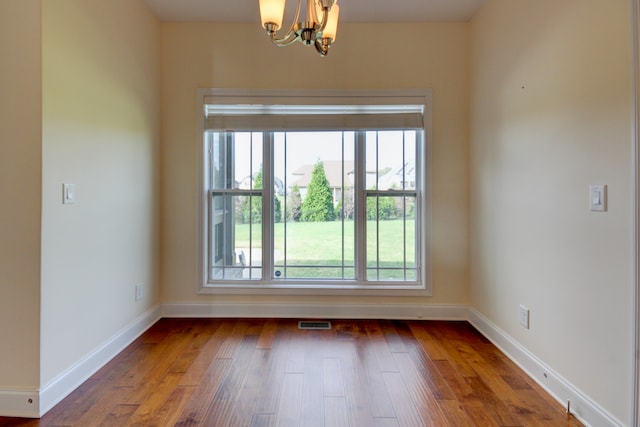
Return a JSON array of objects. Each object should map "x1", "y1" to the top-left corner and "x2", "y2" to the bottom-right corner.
[
  {"x1": 323, "y1": 3, "x2": 339, "y2": 41},
  {"x1": 259, "y1": 0, "x2": 286, "y2": 30}
]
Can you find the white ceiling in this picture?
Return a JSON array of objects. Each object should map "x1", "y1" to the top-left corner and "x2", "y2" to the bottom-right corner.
[{"x1": 143, "y1": 0, "x2": 486, "y2": 23}]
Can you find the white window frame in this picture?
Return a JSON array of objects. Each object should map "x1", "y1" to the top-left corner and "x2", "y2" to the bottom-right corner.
[{"x1": 196, "y1": 89, "x2": 433, "y2": 296}]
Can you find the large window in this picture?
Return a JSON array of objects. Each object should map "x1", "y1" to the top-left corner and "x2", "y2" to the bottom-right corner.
[{"x1": 198, "y1": 90, "x2": 432, "y2": 295}]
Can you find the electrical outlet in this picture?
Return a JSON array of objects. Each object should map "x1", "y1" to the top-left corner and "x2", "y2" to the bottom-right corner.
[
  {"x1": 135, "y1": 283, "x2": 143, "y2": 301},
  {"x1": 519, "y1": 305, "x2": 530, "y2": 329}
]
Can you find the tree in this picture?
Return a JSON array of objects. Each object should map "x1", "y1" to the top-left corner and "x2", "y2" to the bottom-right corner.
[
  {"x1": 274, "y1": 195, "x2": 282, "y2": 223},
  {"x1": 367, "y1": 195, "x2": 396, "y2": 220},
  {"x1": 247, "y1": 169, "x2": 263, "y2": 223},
  {"x1": 301, "y1": 161, "x2": 336, "y2": 222},
  {"x1": 336, "y1": 187, "x2": 355, "y2": 220},
  {"x1": 287, "y1": 184, "x2": 302, "y2": 222},
  {"x1": 236, "y1": 168, "x2": 284, "y2": 223}
]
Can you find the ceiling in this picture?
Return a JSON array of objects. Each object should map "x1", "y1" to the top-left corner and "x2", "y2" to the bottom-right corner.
[{"x1": 143, "y1": 0, "x2": 486, "y2": 23}]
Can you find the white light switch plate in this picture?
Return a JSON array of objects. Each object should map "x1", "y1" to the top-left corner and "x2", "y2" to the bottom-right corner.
[
  {"x1": 63, "y1": 183, "x2": 75, "y2": 205},
  {"x1": 589, "y1": 184, "x2": 607, "y2": 212}
]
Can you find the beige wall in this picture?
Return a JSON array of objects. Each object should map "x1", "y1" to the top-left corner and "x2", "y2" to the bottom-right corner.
[
  {"x1": 470, "y1": 0, "x2": 633, "y2": 423},
  {"x1": 0, "y1": 0, "x2": 42, "y2": 390},
  {"x1": 159, "y1": 22, "x2": 470, "y2": 307},
  {"x1": 40, "y1": 0, "x2": 160, "y2": 385}
]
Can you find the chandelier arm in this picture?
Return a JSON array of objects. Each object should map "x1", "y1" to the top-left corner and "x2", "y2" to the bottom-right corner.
[
  {"x1": 314, "y1": 39, "x2": 329, "y2": 57},
  {"x1": 270, "y1": 0, "x2": 302, "y2": 45},
  {"x1": 271, "y1": 30, "x2": 299, "y2": 47}
]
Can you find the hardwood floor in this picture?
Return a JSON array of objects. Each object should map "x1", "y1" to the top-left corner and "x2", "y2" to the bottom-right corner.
[{"x1": 0, "y1": 318, "x2": 582, "y2": 426}]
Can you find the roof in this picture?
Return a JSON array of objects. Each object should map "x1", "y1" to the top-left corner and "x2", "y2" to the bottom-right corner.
[{"x1": 291, "y1": 161, "x2": 355, "y2": 189}]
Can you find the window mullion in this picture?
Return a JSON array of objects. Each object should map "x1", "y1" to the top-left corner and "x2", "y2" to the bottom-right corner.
[
  {"x1": 206, "y1": 135, "x2": 213, "y2": 280},
  {"x1": 415, "y1": 131, "x2": 423, "y2": 281},
  {"x1": 262, "y1": 132, "x2": 274, "y2": 281},
  {"x1": 354, "y1": 131, "x2": 367, "y2": 282},
  {"x1": 375, "y1": 131, "x2": 380, "y2": 281}
]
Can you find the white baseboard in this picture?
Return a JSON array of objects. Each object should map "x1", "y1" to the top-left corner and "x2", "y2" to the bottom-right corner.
[
  {"x1": 0, "y1": 388, "x2": 40, "y2": 418},
  {"x1": 161, "y1": 302, "x2": 468, "y2": 320},
  {"x1": 467, "y1": 308, "x2": 623, "y2": 427},
  {"x1": 37, "y1": 306, "x2": 161, "y2": 417}
]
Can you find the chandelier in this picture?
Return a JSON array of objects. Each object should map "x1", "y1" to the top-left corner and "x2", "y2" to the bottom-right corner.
[{"x1": 259, "y1": 0, "x2": 340, "y2": 57}]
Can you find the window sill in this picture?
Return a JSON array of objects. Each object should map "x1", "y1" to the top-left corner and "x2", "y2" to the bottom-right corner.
[{"x1": 198, "y1": 282, "x2": 432, "y2": 297}]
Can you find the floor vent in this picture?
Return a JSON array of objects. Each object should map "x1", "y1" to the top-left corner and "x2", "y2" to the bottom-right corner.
[{"x1": 298, "y1": 321, "x2": 332, "y2": 330}]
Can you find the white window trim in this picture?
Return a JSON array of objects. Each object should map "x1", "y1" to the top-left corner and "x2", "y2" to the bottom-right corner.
[{"x1": 196, "y1": 89, "x2": 433, "y2": 297}]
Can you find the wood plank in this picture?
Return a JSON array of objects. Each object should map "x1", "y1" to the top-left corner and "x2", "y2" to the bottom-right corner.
[
  {"x1": 256, "y1": 319, "x2": 279, "y2": 349},
  {"x1": 65, "y1": 322, "x2": 196, "y2": 425},
  {"x1": 406, "y1": 321, "x2": 448, "y2": 361},
  {"x1": 274, "y1": 373, "x2": 304, "y2": 427},
  {"x1": 250, "y1": 413, "x2": 276, "y2": 427},
  {"x1": 202, "y1": 335, "x2": 259, "y2": 425},
  {"x1": 168, "y1": 319, "x2": 222, "y2": 374},
  {"x1": 382, "y1": 371, "x2": 429, "y2": 426},
  {"x1": 359, "y1": 327, "x2": 397, "y2": 419},
  {"x1": 97, "y1": 403, "x2": 138, "y2": 427},
  {"x1": 421, "y1": 325, "x2": 478, "y2": 378},
  {"x1": 436, "y1": 399, "x2": 479, "y2": 427},
  {"x1": 323, "y1": 396, "x2": 349, "y2": 427},
  {"x1": 178, "y1": 320, "x2": 237, "y2": 386},
  {"x1": 432, "y1": 360, "x2": 499, "y2": 427},
  {"x1": 147, "y1": 385, "x2": 196, "y2": 427},
  {"x1": 172, "y1": 358, "x2": 233, "y2": 426},
  {"x1": 253, "y1": 322, "x2": 295, "y2": 414},
  {"x1": 125, "y1": 329, "x2": 196, "y2": 405},
  {"x1": 125, "y1": 372, "x2": 183, "y2": 425},
  {"x1": 464, "y1": 375, "x2": 523, "y2": 426},
  {"x1": 298, "y1": 330, "x2": 325, "y2": 427},
  {"x1": 391, "y1": 352, "x2": 450, "y2": 426},
  {"x1": 379, "y1": 319, "x2": 408, "y2": 353},
  {"x1": 372, "y1": 417, "x2": 400, "y2": 427},
  {"x1": 215, "y1": 319, "x2": 250, "y2": 359},
  {"x1": 405, "y1": 345, "x2": 457, "y2": 400},
  {"x1": 364, "y1": 320, "x2": 399, "y2": 373},
  {"x1": 322, "y1": 357, "x2": 344, "y2": 397},
  {"x1": 338, "y1": 338, "x2": 376, "y2": 427}
]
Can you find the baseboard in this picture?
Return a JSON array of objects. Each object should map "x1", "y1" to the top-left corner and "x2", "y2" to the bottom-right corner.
[
  {"x1": 161, "y1": 302, "x2": 468, "y2": 320},
  {"x1": 0, "y1": 388, "x2": 40, "y2": 418},
  {"x1": 467, "y1": 308, "x2": 624, "y2": 427},
  {"x1": 37, "y1": 306, "x2": 161, "y2": 417}
]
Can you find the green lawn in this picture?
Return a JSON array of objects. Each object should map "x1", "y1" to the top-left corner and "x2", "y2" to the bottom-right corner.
[{"x1": 234, "y1": 219, "x2": 416, "y2": 279}]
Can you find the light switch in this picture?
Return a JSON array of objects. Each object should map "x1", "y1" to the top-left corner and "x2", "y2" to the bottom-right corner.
[
  {"x1": 589, "y1": 184, "x2": 606, "y2": 212},
  {"x1": 63, "y1": 183, "x2": 75, "y2": 205}
]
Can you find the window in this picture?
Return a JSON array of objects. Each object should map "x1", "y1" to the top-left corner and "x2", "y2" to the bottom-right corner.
[{"x1": 197, "y1": 90, "x2": 432, "y2": 295}]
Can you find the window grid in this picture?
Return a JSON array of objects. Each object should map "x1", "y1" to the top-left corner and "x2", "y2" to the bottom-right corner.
[
  {"x1": 273, "y1": 131, "x2": 354, "y2": 280},
  {"x1": 208, "y1": 130, "x2": 419, "y2": 285},
  {"x1": 364, "y1": 130, "x2": 418, "y2": 282}
]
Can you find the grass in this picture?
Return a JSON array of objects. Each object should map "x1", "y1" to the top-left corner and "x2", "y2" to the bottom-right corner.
[{"x1": 234, "y1": 219, "x2": 416, "y2": 279}]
